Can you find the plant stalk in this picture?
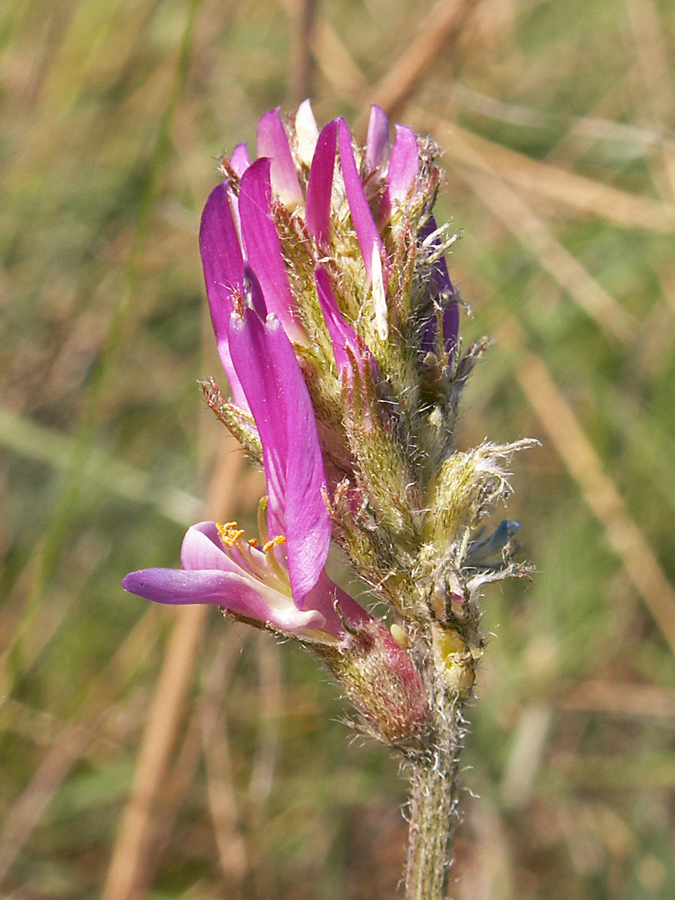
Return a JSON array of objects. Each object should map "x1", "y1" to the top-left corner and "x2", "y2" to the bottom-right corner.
[{"x1": 404, "y1": 674, "x2": 466, "y2": 900}]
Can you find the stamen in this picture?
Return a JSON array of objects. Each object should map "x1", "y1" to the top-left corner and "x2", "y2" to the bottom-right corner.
[
  {"x1": 262, "y1": 534, "x2": 286, "y2": 553},
  {"x1": 217, "y1": 522, "x2": 246, "y2": 546},
  {"x1": 248, "y1": 538, "x2": 260, "y2": 547},
  {"x1": 257, "y1": 496, "x2": 269, "y2": 546}
]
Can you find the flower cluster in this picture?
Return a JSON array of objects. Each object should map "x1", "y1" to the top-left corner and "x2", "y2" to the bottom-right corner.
[{"x1": 124, "y1": 103, "x2": 528, "y2": 747}]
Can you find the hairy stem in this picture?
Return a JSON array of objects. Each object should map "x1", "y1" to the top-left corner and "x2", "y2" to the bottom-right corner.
[{"x1": 404, "y1": 678, "x2": 466, "y2": 900}]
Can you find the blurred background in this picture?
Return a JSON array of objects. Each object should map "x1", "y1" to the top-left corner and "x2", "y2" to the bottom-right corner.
[{"x1": 2, "y1": 0, "x2": 675, "y2": 897}]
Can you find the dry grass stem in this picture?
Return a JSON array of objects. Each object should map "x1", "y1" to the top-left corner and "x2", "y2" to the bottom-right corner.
[
  {"x1": 288, "y1": 0, "x2": 318, "y2": 106},
  {"x1": 624, "y1": 0, "x2": 675, "y2": 201},
  {"x1": 200, "y1": 644, "x2": 250, "y2": 889},
  {"x1": 431, "y1": 124, "x2": 636, "y2": 342},
  {"x1": 561, "y1": 680, "x2": 675, "y2": 718},
  {"x1": 422, "y1": 114, "x2": 675, "y2": 232},
  {"x1": 101, "y1": 605, "x2": 209, "y2": 900},
  {"x1": 355, "y1": 0, "x2": 484, "y2": 133},
  {"x1": 0, "y1": 608, "x2": 161, "y2": 886}
]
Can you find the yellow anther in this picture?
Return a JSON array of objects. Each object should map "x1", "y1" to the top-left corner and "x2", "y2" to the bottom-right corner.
[
  {"x1": 262, "y1": 535, "x2": 286, "y2": 553},
  {"x1": 217, "y1": 522, "x2": 246, "y2": 546},
  {"x1": 248, "y1": 538, "x2": 260, "y2": 547}
]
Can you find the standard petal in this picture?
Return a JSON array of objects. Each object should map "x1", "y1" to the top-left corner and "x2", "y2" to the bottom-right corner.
[
  {"x1": 238, "y1": 159, "x2": 304, "y2": 343},
  {"x1": 386, "y1": 125, "x2": 419, "y2": 204},
  {"x1": 295, "y1": 99, "x2": 319, "y2": 167},
  {"x1": 256, "y1": 108, "x2": 304, "y2": 209},
  {"x1": 305, "y1": 119, "x2": 338, "y2": 249},
  {"x1": 230, "y1": 142, "x2": 252, "y2": 177},
  {"x1": 314, "y1": 266, "x2": 359, "y2": 374},
  {"x1": 365, "y1": 105, "x2": 391, "y2": 173},
  {"x1": 337, "y1": 118, "x2": 387, "y2": 284},
  {"x1": 228, "y1": 309, "x2": 331, "y2": 600},
  {"x1": 199, "y1": 183, "x2": 245, "y2": 331},
  {"x1": 199, "y1": 183, "x2": 249, "y2": 409}
]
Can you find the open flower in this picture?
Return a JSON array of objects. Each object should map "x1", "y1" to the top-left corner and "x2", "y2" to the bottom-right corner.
[
  {"x1": 124, "y1": 302, "x2": 367, "y2": 642},
  {"x1": 124, "y1": 297, "x2": 429, "y2": 741}
]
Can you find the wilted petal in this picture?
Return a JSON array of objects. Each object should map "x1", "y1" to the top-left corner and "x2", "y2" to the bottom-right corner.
[
  {"x1": 239, "y1": 159, "x2": 304, "y2": 343},
  {"x1": 337, "y1": 118, "x2": 387, "y2": 284},
  {"x1": 256, "y1": 108, "x2": 304, "y2": 209},
  {"x1": 295, "y1": 99, "x2": 320, "y2": 167},
  {"x1": 228, "y1": 309, "x2": 332, "y2": 600},
  {"x1": 365, "y1": 105, "x2": 391, "y2": 173},
  {"x1": 386, "y1": 125, "x2": 419, "y2": 204},
  {"x1": 306, "y1": 119, "x2": 338, "y2": 249}
]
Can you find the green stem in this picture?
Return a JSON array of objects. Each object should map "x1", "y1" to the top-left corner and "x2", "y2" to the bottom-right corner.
[{"x1": 404, "y1": 682, "x2": 466, "y2": 900}]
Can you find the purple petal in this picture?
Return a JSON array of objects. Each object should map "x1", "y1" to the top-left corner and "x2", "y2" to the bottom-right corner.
[
  {"x1": 314, "y1": 266, "x2": 360, "y2": 374},
  {"x1": 199, "y1": 183, "x2": 249, "y2": 409},
  {"x1": 305, "y1": 119, "x2": 338, "y2": 249},
  {"x1": 181, "y1": 522, "x2": 236, "y2": 571},
  {"x1": 337, "y1": 118, "x2": 386, "y2": 283},
  {"x1": 123, "y1": 566, "x2": 325, "y2": 632},
  {"x1": 256, "y1": 108, "x2": 304, "y2": 209},
  {"x1": 386, "y1": 125, "x2": 419, "y2": 204},
  {"x1": 228, "y1": 310, "x2": 331, "y2": 600},
  {"x1": 365, "y1": 105, "x2": 391, "y2": 173},
  {"x1": 238, "y1": 159, "x2": 305, "y2": 344},
  {"x1": 300, "y1": 569, "x2": 371, "y2": 635},
  {"x1": 419, "y1": 217, "x2": 459, "y2": 357},
  {"x1": 230, "y1": 143, "x2": 252, "y2": 177}
]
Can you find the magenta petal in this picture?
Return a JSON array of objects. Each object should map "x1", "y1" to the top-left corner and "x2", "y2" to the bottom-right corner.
[
  {"x1": 123, "y1": 566, "x2": 326, "y2": 632},
  {"x1": 305, "y1": 119, "x2": 338, "y2": 248},
  {"x1": 337, "y1": 118, "x2": 386, "y2": 282},
  {"x1": 300, "y1": 569, "x2": 371, "y2": 635},
  {"x1": 181, "y1": 522, "x2": 233, "y2": 571},
  {"x1": 123, "y1": 567, "x2": 240, "y2": 605},
  {"x1": 228, "y1": 309, "x2": 331, "y2": 600},
  {"x1": 386, "y1": 125, "x2": 419, "y2": 204},
  {"x1": 256, "y1": 108, "x2": 304, "y2": 209},
  {"x1": 365, "y1": 105, "x2": 391, "y2": 173},
  {"x1": 199, "y1": 184, "x2": 244, "y2": 332},
  {"x1": 314, "y1": 266, "x2": 360, "y2": 374},
  {"x1": 230, "y1": 142, "x2": 252, "y2": 177},
  {"x1": 239, "y1": 159, "x2": 304, "y2": 343},
  {"x1": 199, "y1": 183, "x2": 249, "y2": 409}
]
